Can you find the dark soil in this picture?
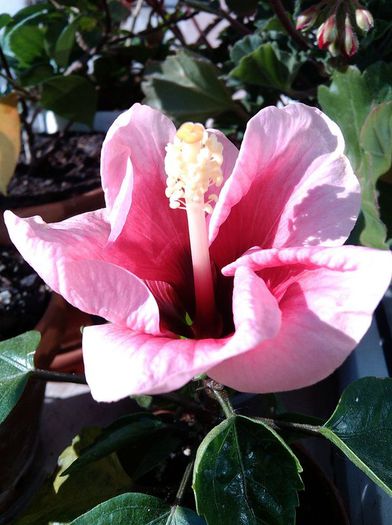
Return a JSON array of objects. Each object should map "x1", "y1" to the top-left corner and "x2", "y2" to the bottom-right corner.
[
  {"x1": 0, "y1": 133, "x2": 103, "y2": 209},
  {"x1": 0, "y1": 246, "x2": 50, "y2": 341}
]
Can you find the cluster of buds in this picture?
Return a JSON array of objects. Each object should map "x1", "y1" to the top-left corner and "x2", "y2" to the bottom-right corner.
[{"x1": 296, "y1": 1, "x2": 374, "y2": 57}]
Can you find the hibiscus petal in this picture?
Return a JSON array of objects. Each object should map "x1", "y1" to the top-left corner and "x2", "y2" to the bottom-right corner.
[
  {"x1": 210, "y1": 104, "x2": 360, "y2": 268},
  {"x1": 210, "y1": 245, "x2": 392, "y2": 392},
  {"x1": 101, "y1": 104, "x2": 191, "y2": 287},
  {"x1": 82, "y1": 266, "x2": 281, "y2": 401},
  {"x1": 4, "y1": 210, "x2": 161, "y2": 334}
]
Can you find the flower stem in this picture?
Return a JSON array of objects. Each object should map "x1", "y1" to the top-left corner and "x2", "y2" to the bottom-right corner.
[
  {"x1": 173, "y1": 460, "x2": 194, "y2": 506},
  {"x1": 186, "y1": 200, "x2": 216, "y2": 336},
  {"x1": 206, "y1": 380, "x2": 234, "y2": 419},
  {"x1": 255, "y1": 417, "x2": 322, "y2": 437},
  {"x1": 32, "y1": 369, "x2": 87, "y2": 385}
]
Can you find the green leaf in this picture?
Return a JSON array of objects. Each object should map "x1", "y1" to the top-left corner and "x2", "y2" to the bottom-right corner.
[
  {"x1": 0, "y1": 92, "x2": 21, "y2": 195},
  {"x1": 0, "y1": 331, "x2": 40, "y2": 424},
  {"x1": 118, "y1": 429, "x2": 183, "y2": 481},
  {"x1": 230, "y1": 34, "x2": 263, "y2": 65},
  {"x1": 318, "y1": 66, "x2": 392, "y2": 248},
  {"x1": 54, "y1": 21, "x2": 77, "y2": 68},
  {"x1": 131, "y1": 394, "x2": 153, "y2": 409},
  {"x1": 230, "y1": 42, "x2": 299, "y2": 92},
  {"x1": 320, "y1": 377, "x2": 392, "y2": 497},
  {"x1": 378, "y1": 179, "x2": 392, "y2": 244},
  {"x1": 360, "y1": 101, "x2": 392, "y2": 178},
  {"x1": 193, "y1": 415, "x2": 303, "y2": 525},
  {"x1": 7, "y1": 20, "x2": 46, "y2": 67},
  {"x1": 318, "y1": 66, "x2": 372, "y2": 171},
  {"x1": 363, "y1": 62, "x2": 392, "y2": 104},
  {"x1": 357, "y1": 102, "x2": 392, "y2": 247},
  {"x1": 70, "y1": 493, "x2": 206, "y2": 524},
  {"x1": 40, "y1": 75, "x2": 98, "y2": 126},
  {"x1": 0, "y1": 13, "x2": 12, "y2": 29},
  {"x1": 142, "y1": 50, "x2": 235, "y2": 122},
  {"x1": 62, "y1": 413, "x2": 167, "y2": 476},
  {"x1": 19, "y1": 64, "x2": 55, "y2": 87},
  {"x1": 15, "y1": 427, "x2": 132, "y2": 525}
]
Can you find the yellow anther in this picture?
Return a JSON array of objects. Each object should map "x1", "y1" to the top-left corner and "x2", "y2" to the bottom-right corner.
[
  {"x1": 176, "y1": 122, "x2": 205, "y2": 144},
  {"x1": 164, "y1": 121, "x2": 224, "y2": 214}
]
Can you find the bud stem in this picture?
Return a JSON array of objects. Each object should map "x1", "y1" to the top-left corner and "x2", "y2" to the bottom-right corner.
[{"x1": 186, "y1": 199, "x2": 216, "y2": 335}]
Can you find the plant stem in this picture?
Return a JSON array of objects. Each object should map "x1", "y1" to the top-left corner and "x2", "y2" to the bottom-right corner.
[
  {"x1": 32, "y1": 369, "x2": 88, "y2": 385},
  {"x1": 183, "y1": 0, "x2": 252, "y2": 36},
  {"x1": 101, "y1": 0, "x2": 112, "y2": 36},
  {"x1": 268, "y1": 0, "x2": 311, "y2": 50},
  {"x1": 146, "y1": 0, "x2": 187, "y2": 46},
  {"x1": 206, "y1": 380, "x2": 235, "y2": 418},
  {"x1": 255, "y1": 417, "x2": 322, "y2": 437},
  {"x1": 173, "y1": 460, "x2": 194, "y2": 506}
]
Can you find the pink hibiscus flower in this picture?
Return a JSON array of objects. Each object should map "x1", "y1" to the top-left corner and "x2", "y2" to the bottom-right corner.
[{"x1": 5, "y1": 103, "x2": 391, "y2": 402}]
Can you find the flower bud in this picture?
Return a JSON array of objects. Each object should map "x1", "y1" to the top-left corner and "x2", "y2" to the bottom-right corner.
[
  {"x1": 355, "y1": 8, "x2": 374, "y2": 32},
  {"x1": 317, "y1": 15, "x2": 337, "y2": 49},
  {"x1": 328, "y1": 42, "x2": 339, "y2": 57},
  {"x1": 296, "y1": 6, "x2": 319, "y2": 31},
  {"x1": 344, "y1": 16, "x2": 359, "y2": 56}
]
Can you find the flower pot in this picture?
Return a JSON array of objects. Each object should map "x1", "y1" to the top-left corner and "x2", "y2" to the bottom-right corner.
[
  {"x1": 0, "y1": 187, "x2": 104, "y2": 246},
  {"x1": 0, "y1": 133, "x2": 105, "y2": 246},
  {"x1": 0, "y1": 293, "x2": 68, "y2": 521},
  {"x1": 295, "y1": 445, "x2": 350, "y2": 525},
  {"x1": 48, "y1": 306, "x2": 94, "y2": 374},
  {"x1": 33, "y1": 110, "x2": 123, "y2": 134},
  {"x1": 336, "y1": 289, "x2": 392, "y2": 525}
]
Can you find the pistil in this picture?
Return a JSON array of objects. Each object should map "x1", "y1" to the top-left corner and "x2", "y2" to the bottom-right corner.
[{"x1": 165, "y1": 122, "x2": 224, "y2": 336}]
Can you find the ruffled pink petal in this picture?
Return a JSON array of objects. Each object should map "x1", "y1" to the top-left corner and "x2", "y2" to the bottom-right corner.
[
  {"x1": 210, "y1": 245, "x2": 392, "y2": 392},
  {"x1": 101, "y1": 104, "x2": 191, "y2": 288},
  {"x1": 82, "y1": 266, "x2": 281, "y2": 401},
  {"x1": 205, "y1": 129, "x2": 238, "y2": 231},
  {"x1": 4, "y1": 210, "x2": 161, "y2": 334},
  {"x1": 210, "y1": 104, "x2": 360, "y2": 268}
]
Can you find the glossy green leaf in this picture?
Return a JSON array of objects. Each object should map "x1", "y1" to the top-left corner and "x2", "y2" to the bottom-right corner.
[
  {"x1": 142, "y1": 50, "x2": 235, "y2": 122},
  {"x1": 15, "y1": 428, "x2": 132, "y2": 525},
  {"x1": 0, "y1": 13, "x2": 12, "y2": 29},
  {"x1": 70, "y1": 493, "x2": 206, "y2": 525},
  {"x1": 0, "y1": 331, "x2": 40, "y2": 424},
  {"x1": 193, "y1": 415, "x2": 303, "y2": 525},
  {"x1": 19, "y1": 64, "x2": 55, "y2": 87},
  {"x1": 54, "y1": 21, "x2": 77, "y2": 68},
  {"x1": 40, "y1": 75, "x2": 97, "y2": 126},
  {"x1": 7, "y1": 20, "x2": 46, "y2": 67},
  {"x1": 62, "y1": 413, "x2": 167, "y2": 476},
  {"x1": 320, "y1": 377, "x2": 392, "y2": 497},
  {"x1": 230, "y1": 42, "x2": 299, "y2": 92}
]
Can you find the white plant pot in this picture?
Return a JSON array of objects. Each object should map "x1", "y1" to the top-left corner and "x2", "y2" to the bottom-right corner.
[{"x1": 33, "y1": 110, "x2": 124, "y2": 134}]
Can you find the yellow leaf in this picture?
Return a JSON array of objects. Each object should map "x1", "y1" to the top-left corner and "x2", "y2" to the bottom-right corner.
[{"x1": 0, "y1": 92, "x2": 21, "y2": 195}]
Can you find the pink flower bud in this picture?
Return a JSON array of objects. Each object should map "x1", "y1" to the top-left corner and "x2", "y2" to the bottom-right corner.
[
  {"x1": 296, "y1": 6, "x2": 319, "y2": 31},
  {"x1": 355, "y1": 8, "x2": 374, "y2": 32},
  {"x1": 344, "y1": 16, "x2": 359, "y2": 56},
  {"x1": 317, "y1": 15, "x2": 337, "y2": 49}
]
